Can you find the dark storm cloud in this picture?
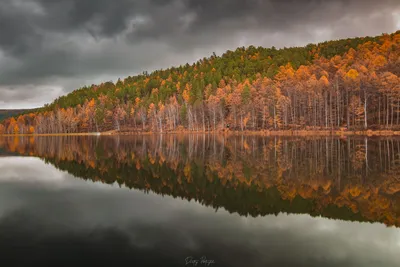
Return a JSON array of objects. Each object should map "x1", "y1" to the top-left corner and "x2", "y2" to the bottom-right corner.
[
  {"x1": 0, "y1": 0, "x2": 399, "y2": 108},
  {"x1": 128, "y1": 0, "x2": 399, "y2": 42}
]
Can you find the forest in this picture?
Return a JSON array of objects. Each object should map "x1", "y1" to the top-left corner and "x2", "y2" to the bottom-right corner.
[
  {"x1": 1, "y1": 31, "x2": 399, "y2": 134},
  {"x1": 1, "y1": 135, "x2": 400, "y2": 226}
]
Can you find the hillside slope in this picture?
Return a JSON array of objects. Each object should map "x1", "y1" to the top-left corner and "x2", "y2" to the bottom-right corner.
[
  {"x1": 0, "y1": 109, "x2": 33, "y2": 122},
  {"x1": 1, "y1": 31, "x2": 399, "y2": 134}
]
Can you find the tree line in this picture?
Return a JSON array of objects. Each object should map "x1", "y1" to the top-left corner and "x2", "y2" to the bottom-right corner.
[{"x1": 1, "y1": 31, "x2": 399, "y2": 134}]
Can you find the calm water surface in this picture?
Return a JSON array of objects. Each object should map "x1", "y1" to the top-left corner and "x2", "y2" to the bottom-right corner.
[{"x1": 1, "y1": 135, "x2": 400, "y2": 267}]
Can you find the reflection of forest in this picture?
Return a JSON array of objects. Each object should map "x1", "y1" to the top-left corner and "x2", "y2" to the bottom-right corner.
[{"x1": 1, "y1": 135, "x2": 400, "y2": 226}]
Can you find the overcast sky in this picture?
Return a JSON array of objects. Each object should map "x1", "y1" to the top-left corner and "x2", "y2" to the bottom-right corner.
[{"x1": 0, "y1": 0, "x2": 399, "y2": 109}]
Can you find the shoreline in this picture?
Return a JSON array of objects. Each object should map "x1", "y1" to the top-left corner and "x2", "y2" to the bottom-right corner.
[{"x1": 3, "y1": 129, "x2": 400, "y2": 137}]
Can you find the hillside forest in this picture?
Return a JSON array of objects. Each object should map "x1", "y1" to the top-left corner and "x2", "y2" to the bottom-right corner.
[{"x1": 1, "y1": 31, "x2": 400, "y2": 134}]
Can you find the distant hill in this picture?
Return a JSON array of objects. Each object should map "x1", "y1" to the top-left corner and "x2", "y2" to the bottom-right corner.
[{"x1": 0, "y1": 109, "x2": 34, "y2": 122}]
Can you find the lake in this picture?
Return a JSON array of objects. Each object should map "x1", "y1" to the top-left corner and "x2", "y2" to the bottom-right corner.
[{"x1": 1, "y1": 135, "x2": 400, "y2": 267}]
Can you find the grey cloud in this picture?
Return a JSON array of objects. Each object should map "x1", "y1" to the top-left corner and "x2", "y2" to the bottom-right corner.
[
  {"x1": 0, "y1": 1, "x2": 43, "y2": 56},
  {"x1": 0, "y1": 85, "x2": 64, "y2": 109},
  {"x1": 0, "y1": 0, "x2": 399, "y2": 108}
]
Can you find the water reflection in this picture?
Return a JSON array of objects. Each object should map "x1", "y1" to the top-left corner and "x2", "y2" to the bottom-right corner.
[
  {"x1": 1, "y1": 135, "x2": 400, "y2": 266},
  {"x1": 2, "y1": 135, "x2": 400, "y2": 227}
]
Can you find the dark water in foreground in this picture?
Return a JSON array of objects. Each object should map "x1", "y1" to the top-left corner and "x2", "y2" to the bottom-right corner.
[{"x1": 1, "y1": 135, "x2": 400, "y2": 267}]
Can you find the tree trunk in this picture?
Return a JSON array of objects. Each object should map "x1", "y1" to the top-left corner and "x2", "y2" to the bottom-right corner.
[{"x1": 364, "y1": 94, "x2": 368, "y2": 129}]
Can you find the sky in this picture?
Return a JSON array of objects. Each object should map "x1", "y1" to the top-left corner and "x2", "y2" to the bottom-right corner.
[{"x1": 0, "y1": 0, "x2": 400, "y2": 109}]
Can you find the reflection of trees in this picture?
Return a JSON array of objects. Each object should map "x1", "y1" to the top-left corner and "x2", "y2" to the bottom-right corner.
[{"x1": 1, "y1": 135, "x2": 400, "y2": 226}]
